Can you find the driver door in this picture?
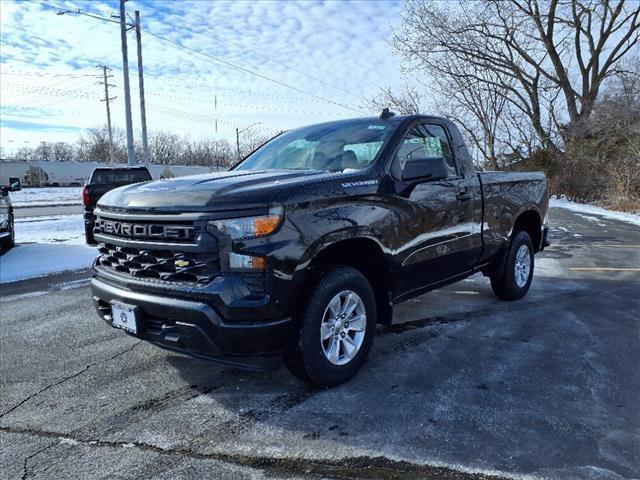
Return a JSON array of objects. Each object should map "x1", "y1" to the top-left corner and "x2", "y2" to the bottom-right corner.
[{"x1": 393, "y1": 123, "x2": 481, "y2": 296}]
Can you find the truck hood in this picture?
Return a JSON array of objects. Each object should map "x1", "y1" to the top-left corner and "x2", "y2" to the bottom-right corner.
[{"x1": 97, "y1": 169, "x2": 360, "y2": 212}]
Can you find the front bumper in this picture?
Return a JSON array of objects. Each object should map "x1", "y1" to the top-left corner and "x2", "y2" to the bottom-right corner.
[{"x1": 91, "y1": 271, "x2": 294, "y2": 370}]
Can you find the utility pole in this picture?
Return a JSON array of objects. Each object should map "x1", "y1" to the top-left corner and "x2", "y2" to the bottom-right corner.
[
  {"x1": 119, "y1": 0, "x2": 135, "y2": 165},
  {"x1": 236, "y1": 123, "x2": 261, "y2": 161},
  {"x1": 235, "y1": 127, "x2": 240, "y2": 161},
  {"x1": 134, "y1": 10, "x2": 149, "y2": 166},
  {"x1": 99, "y1": 66, "x2": 116, "y2": 163},
  {"x1": 56, "y1": 5, "x2": 136, "y2": 164}
]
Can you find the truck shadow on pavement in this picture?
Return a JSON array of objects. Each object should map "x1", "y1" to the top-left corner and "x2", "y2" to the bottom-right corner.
[{"x1": 161, "y1": 274, "x2": 640, "y2": 480}]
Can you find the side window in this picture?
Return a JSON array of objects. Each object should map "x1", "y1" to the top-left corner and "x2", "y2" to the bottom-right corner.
[
  {"x1": 397, "y1": 124, "x2": 457, "y2": 177},
  {"x1": 344, "y1": 141, "x2": 384, "y2": 165}
]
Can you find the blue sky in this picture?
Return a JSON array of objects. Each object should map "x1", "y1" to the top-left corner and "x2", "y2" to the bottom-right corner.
[{"x1": 0, "y1": 0, "x2": 405, "y2": 153}]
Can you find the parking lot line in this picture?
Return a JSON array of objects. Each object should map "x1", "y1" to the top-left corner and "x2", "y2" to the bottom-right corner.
[
  {"x1": 588, "y1": 244, "x2": 640, "y2": 249},
  {"x1": 568, "y1": 267, "x2": 640, "y2": 271}
]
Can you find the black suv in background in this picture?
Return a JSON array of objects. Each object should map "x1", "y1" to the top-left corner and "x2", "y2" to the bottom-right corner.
[{"x1": 83, "y1": 166, "x2": 152, "y2": 244}]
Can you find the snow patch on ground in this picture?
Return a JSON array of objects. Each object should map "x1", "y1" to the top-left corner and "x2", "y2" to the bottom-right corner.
[
  {"x1": 550, "y1": 197, "x2": 640, "y2": 227},
  {"x1": 15, "y1": 214, "x2": 86, "y2": 244},
  {"x1": 535, "y1": 256, "x2": 566, "y2": 279},
  {"x1": 0, "y1": 244, "x2": 95, "y2": 283},
  {"x1": 10, "y1": 187, "x2": 82, "y2": 207},
  {"x1": 0, "y1": 213, "x2": 95, "y2": 283},
  {"x1": 573, "y1": 213, "x2": 607, "y2": 226}
]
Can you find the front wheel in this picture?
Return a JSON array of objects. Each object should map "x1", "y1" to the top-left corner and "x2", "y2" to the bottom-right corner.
[
  {"x1": 284, "y1": 266, "x2": 377, "y2": 388},
  {"x1": 490, "y1": 230, "x2": 534, "y2": 301}
]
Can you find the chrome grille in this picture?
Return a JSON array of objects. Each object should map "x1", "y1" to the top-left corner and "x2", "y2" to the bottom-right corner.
[{"x1": 96, "y1": 243, "x2": 220, "y2": 284}]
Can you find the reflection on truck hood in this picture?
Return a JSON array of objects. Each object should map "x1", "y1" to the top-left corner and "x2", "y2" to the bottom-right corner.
[{"x1": 97, "y1": 169, "x2": 355, "y2": 212}]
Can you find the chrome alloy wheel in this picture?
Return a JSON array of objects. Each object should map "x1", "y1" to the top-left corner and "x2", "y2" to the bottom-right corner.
[
  {"x1": 320, "y1": 290, "x2": 367, "y2": 366},
  {"x1": 514, "y1": 244, "x2": 531, "y2": 288}
]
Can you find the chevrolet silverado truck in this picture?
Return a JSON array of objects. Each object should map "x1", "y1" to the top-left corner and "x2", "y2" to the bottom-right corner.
[
  {"x1": 90, "y1": 112, "x2": 549, "y2": 387},
  {"x1": 83, "y1": 166, "x2": 152, "y2": 244}
]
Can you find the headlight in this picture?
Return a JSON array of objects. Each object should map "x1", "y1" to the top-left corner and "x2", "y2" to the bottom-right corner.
[{"x1": 206, "y1": 207, "x2": 283, "y2": 240}]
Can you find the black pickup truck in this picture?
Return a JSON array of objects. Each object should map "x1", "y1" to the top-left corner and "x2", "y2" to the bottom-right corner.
[
  {"x1": 90, "y1": 113, "x2": 549, "y2": 387},
  {"x1": 83, "y1": 166, "x2": 152, "y2": 244}
]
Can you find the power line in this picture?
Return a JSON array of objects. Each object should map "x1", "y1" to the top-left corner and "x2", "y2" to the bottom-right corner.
[
  {"x1": 143, "y1": 30, "x2": 366, "y2": 115},
  {"x1": 37, "y1": 0, "x2": 364, "y2": 102},
  {"x1": 2, "y1": 67, "x2": 346, "y2": 106},
  {"x1": 2, "y1": 78, "x2": 350, "y2": 119},
  {"x1": 0, "y1": 70, "x2": 98, "y2": 78},
  {"x1": 21, "y1": 0, "x2": 368, "y2": 114},
  {"x1": 143, "y1": 90, "x2": 351, "y2": 117},
  {"x1": 148, "y1": 10, "x2": 364, "y2": 100}
]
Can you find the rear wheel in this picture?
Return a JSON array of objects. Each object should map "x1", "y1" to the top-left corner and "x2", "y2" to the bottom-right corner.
[
  {"x1": 490, "y1": 230, "x2": 534, "y2": 301},
  {"x1": 284, "y1": 266, "x2": 376, "y2": 388}
]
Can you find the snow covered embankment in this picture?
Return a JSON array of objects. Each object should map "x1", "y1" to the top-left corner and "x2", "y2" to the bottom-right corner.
[
  {"x1": 10, "y1": 187, "x2": 82, "y2": 208},
  {"x1": 0, "y1": 244, "x2": 96, "y2": 283},
  {"x1": 550, "y1": 197, "x2": 640, "y2": 227},
  {"x1": 1, "y1": 214, "x2": 95, "y2": 284}
]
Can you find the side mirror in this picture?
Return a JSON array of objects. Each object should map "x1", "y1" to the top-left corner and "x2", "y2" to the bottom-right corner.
[
  {"x1": 9, "y1": 177, "x2": 22, "y2": 192},
  {"x1": 401, "y1": 157, "x2": 449, "y2": 182},
  {"x1": 1, "y1": 187, "x2": 7, "y2": 197}
]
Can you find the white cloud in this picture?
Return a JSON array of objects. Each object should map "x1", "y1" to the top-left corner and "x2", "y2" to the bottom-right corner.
[{"x1": 0, "y1": 0, "x2": 404, "y2": 154}]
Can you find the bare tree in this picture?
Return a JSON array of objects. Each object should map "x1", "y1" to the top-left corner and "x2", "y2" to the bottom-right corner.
[
  {"x1": 180, "y1": 138, "x2": 234, "y2": 169},
  {"x1": 9, "y1": 147, "x2": 37, "y2": 161},
  {"x1": 52, "y1": 142, "x2": 74, "y2": 162},
  {"x1": 149, "y1": 132, "x2": 183, "y2": 165},
  {"x1": 79, "y1": 126, "x2": 126, "y2": 163},
  {"x1": 430, "y1": 63, "x2": 511, "y2": 169},
  {"x1": 368, "y1": 85, "x2": 423, "y2": 114},
  {"x1": 238, "y1": 130, "x2": 272, "y2": 160},
  {"x1": 394, "y1": 0, "x2": 640, "y2": 151},
  {"x1": 33, "y1": 142, "x2": 53, "y2": 161},
  {"x1": 4, "y1": 127, "x2": 252, "y2": 169}
]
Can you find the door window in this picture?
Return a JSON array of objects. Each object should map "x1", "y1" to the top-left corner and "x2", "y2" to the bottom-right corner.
[{"x1": 397, "y1": 124, "x2": 457, "y2": 176}]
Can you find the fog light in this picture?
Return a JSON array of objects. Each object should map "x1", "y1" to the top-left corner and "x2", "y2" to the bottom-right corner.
[{"x1": 229, "y1": 253, "x2": 265, "y2": 270}]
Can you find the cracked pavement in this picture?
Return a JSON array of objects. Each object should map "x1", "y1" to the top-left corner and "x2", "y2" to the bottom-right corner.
[{"x1": 1, "y1": 207, "x2": 639, "y2": 480}]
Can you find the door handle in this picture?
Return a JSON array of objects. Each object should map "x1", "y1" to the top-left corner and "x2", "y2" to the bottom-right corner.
[{"x1": 456, "y1": 189, "x2": 472, "y2": 201}]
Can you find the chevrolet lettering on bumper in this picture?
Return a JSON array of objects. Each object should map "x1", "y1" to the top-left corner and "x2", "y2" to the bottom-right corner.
[{"x1": 95, "y1": 218, "x2": 195, "y2": 241}]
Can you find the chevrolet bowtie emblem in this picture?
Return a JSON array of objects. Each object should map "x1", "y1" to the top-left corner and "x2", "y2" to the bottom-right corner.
[{"x1": 174, "y1": 259, "x2": 190, "y2": 268}]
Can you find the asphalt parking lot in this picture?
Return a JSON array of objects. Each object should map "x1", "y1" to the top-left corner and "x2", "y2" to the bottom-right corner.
[{"x1": 1, "y1": 207, "x2": 639, "y2": 480}]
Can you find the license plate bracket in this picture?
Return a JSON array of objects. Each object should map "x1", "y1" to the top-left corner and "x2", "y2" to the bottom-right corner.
[{"x1": 110, "y1": 302, "x2": 139, "y2": 334}]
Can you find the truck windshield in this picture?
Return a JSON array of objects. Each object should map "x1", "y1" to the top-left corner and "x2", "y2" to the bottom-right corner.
[{"x1": 234, "y1": 119, "x2": 392, "y2": 172}]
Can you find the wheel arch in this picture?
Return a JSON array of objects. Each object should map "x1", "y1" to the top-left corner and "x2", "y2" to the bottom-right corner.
[
  {"x1": 512, "y1": 209, "x2": 542, "y2": 252},
  {"x1": 483, "y1": 208, "x2": 542, "y2": 279},
  {"x1": 296, "y1": 237, "x2": 393, "y2": 326}
]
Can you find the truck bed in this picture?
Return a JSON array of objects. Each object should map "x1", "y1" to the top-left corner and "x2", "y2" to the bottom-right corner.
[{"x1": 477, "y1": 171, "x2": 548, "y2": 262}]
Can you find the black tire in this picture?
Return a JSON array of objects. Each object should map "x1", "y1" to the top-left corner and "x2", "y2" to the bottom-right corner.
[
  {"x1": 284, "y1": 266, "x2": 377, "y2": 388},
  {"x1": 85, "y1": 222, "x2": 96, "y2": 245},
  {"x1": 490, "y1": 230, "x2": 534, "y2": 301}
]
